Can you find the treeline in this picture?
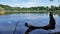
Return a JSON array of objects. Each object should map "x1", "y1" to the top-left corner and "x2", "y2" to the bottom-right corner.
[
  {"x1": 0, "y1": 4, "x2": 60, "y2": 15},
  {"x1": 0, "y1": 4, "x2": 20, "y2": 11},
  {"x1": 0, "y1": 4, "x2": 60, "y2": 11}
]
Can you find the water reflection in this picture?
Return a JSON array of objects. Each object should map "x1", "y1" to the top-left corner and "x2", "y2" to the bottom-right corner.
[
  {"x1": 25, "y1": 29, "x2": 34, "y2": 34},
  {"x1": 25, "y1": 12, "x2": 56, "y2": 34},
  {"x1": 58, "y1": 14, "x2": 60, "y2": 17},
  {"x1": 0, "y1": 13, "x2": 60, "y2": 34}
]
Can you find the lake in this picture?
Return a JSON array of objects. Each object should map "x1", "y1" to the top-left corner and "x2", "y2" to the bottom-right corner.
[{"x1": 0, "y1": 13, "x2": 60, "y2": 34}]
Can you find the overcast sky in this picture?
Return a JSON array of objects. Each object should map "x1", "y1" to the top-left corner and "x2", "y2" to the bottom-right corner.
[{"x1": 0, "y1": 0, "x2": 59, "y2": 7}]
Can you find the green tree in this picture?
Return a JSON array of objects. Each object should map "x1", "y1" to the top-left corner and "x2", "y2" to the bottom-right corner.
[{"x1": 0, "y1": 7, "x2": 5, "y2": 15}]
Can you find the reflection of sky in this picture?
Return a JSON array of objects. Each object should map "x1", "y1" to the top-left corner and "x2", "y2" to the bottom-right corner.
[
  {"x1": 0, "y1": 0, "x2": 59, "y2": 7},
  {"x1": 0, "y1": 14, "x2": 60, "y2": 34}
]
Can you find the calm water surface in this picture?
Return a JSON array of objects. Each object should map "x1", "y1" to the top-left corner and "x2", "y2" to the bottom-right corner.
[{"x1": 0, "y1": 14, "x2": 60, "y2": 34}]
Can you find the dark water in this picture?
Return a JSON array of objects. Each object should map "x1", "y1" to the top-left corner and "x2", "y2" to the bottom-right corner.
[{"x1": 0, "y1": 14, "x2": 60, "y2": 34}]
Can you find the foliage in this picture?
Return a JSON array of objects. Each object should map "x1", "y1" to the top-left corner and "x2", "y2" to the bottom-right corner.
[
  {"x1": 0, "y1": 4, "x2": 60, "y2": 15},
  {"x1": 0, "y1": 7, "x2": 5, "y2": 15}
]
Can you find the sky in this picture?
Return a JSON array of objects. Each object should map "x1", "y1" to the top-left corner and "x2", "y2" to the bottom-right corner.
[{"x1": 0, "y1": 0, "x2": 60, "y2": 8}]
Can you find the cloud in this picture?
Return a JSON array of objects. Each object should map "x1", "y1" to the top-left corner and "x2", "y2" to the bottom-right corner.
[
  {"x1": 13, "y1": 0, "x2": 18, "y2": 1},
  {"x1": 0, "y1": 0, "x2": 58, "y2": 7},
  {"x1": 16, "y1": 3, "x2": 40, "y2": 8},
  {"x1": 13, "y1": 0, "x2": 41, "y2": 8}
]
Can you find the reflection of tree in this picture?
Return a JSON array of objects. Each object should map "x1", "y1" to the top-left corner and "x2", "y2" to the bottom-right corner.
[
  {"x1": 58, "y1": 13, "x2": 60, "y2": 17},
  {"x1": 13, "y1": 21, "x2": 20, "y2": 34},
  {"x1": 25, "y1": 12, "x2": 56, "y2": 34},
  {"x1": 25, "y1": 29, "x2": 35, "y2": 34}
]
